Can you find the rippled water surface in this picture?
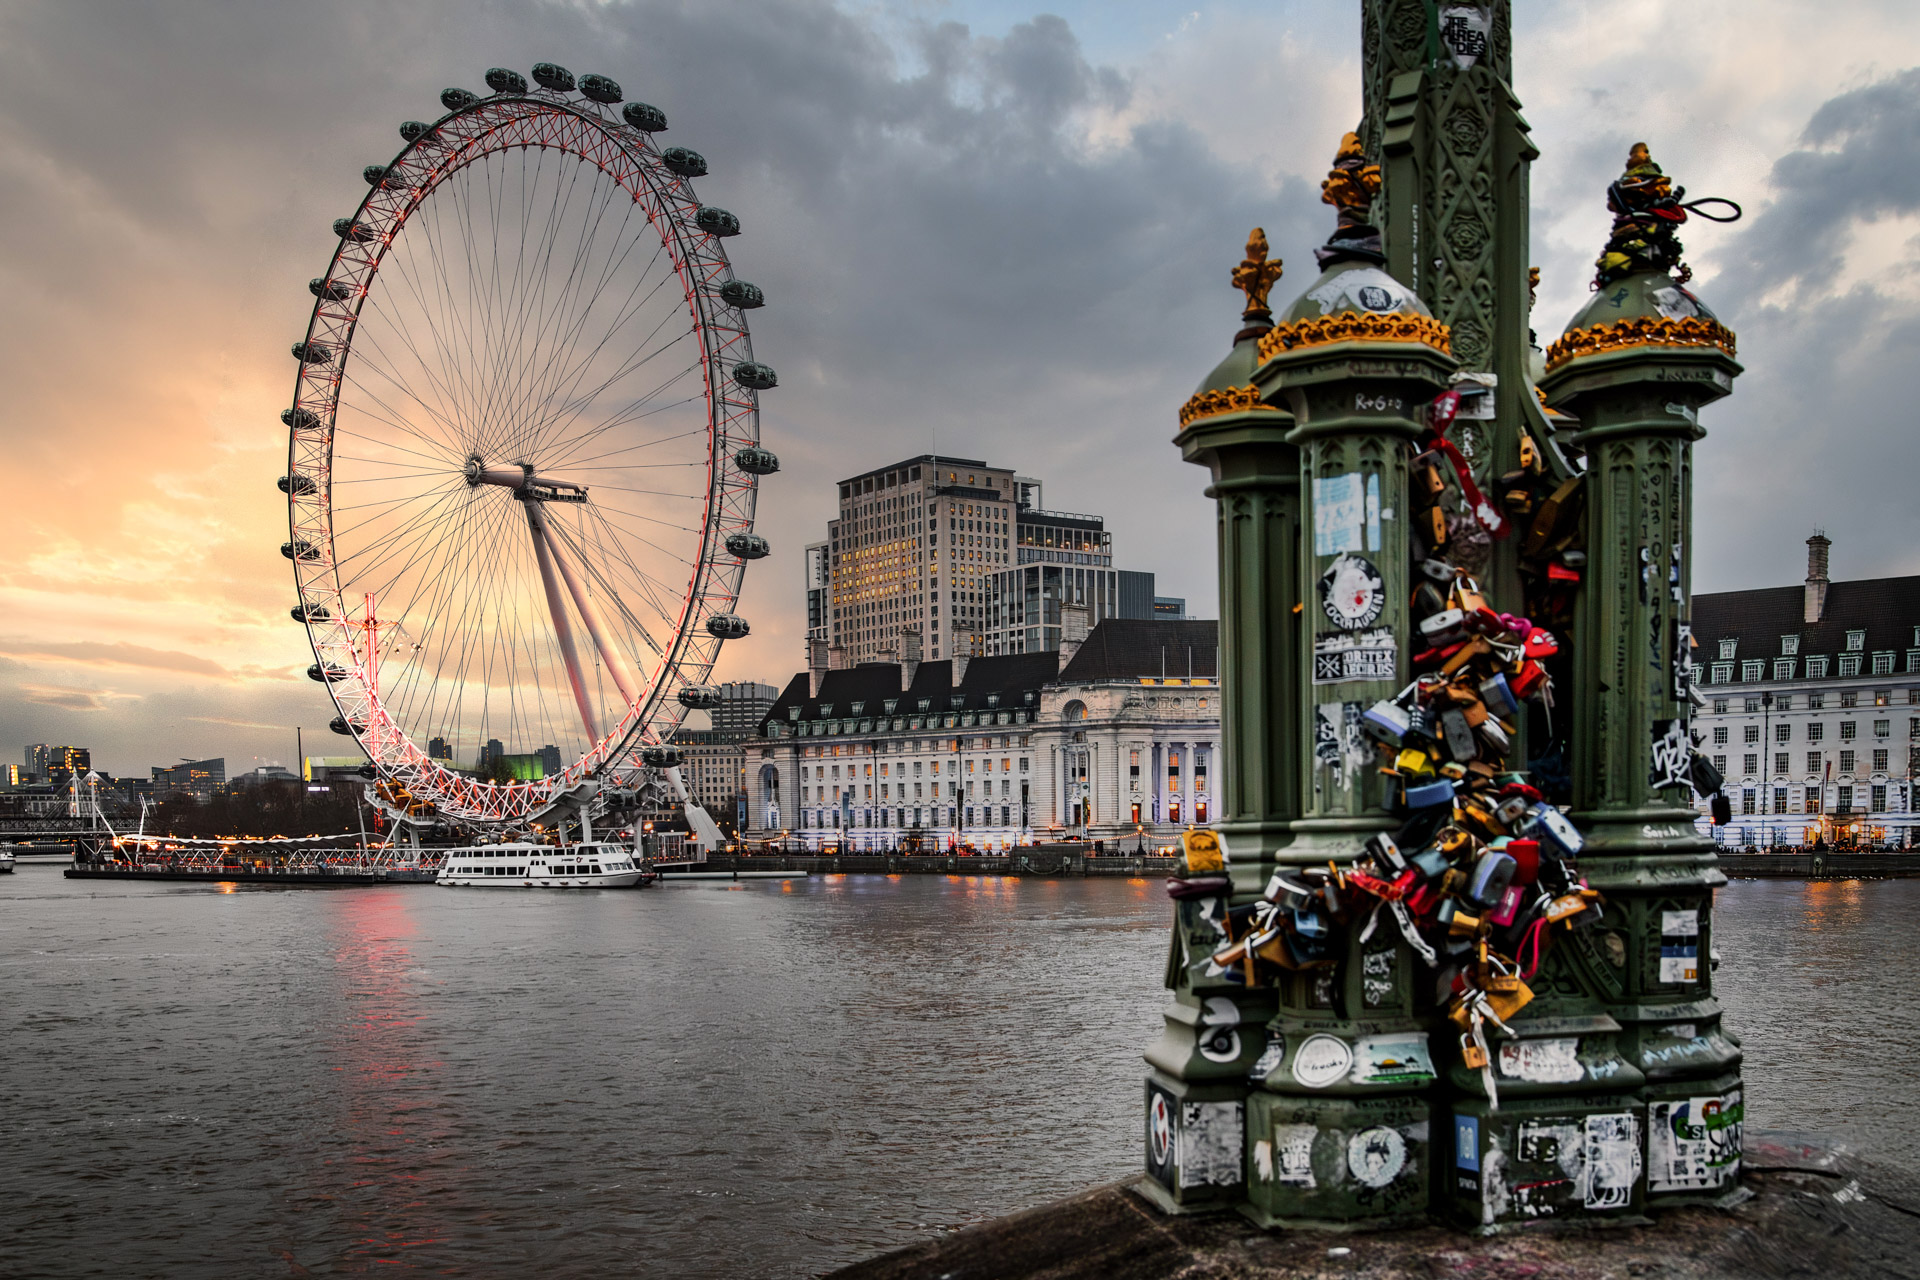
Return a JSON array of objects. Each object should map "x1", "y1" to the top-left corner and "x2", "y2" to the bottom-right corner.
[{"x1": 0, "y1": 869, "x2": 1909, "y2": 1277}]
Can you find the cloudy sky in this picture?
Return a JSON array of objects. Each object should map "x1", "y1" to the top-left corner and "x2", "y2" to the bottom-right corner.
[{"x1": 3, "y1": 0, "x2": 1918, "y2": 776}]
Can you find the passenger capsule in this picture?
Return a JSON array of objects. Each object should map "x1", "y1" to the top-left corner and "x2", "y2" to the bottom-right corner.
[
  {"x1": 732, "y1": 362, "x2": 777, "y2": 391},
  {"x1": 362, "y1": 164, "x2": 391, "y2": 186},
  {"x1": 281, "y1": 540, "x2": 319, "y2": 562},
  {"x1": 356, "y1": 764, "x2": 377, "y2": 780},
  {"x1": 282, "y1": 407, "x2": 320, "y2": 430},
  {"x1": 695, "y1": 206, "x2": 740, "y2": 237},
  {"x1": 725, "y1": 532, "x2": 771, "y2": 559},
  {"x1": 719, "y1": 279, "x2": 764, "y2": 309},
  {"x1": 578, "y1": 73, "x2": 623, "y2": 104},
  {"x1": 485, "y1": 67, "x2": 529, "y2": 94},
  {"x1": 307, "y1": 662, "x2": 349, "y2": 683},
  {"x1": 333, "y1": 218, "x2": 377, "y2": 243},
  {"x1": 733, "y1": 446, "x2": 779, "y2": 476},
  {"x1": 399, "y1": 120, "x2": 431, "y2": 142},
  {"x1": 439, "y1": 87, "x2": 479, "y2": 112},
  {"x1": 661, "y1": 146, "x2": 707, "y2": 177},
  {"x1": 309, "y1": 278, "x2": 352, "y2": 301},
  {"x1": 531, "y1": 62, "x2": 575, "y2": 92},
  {"x1": 622, "y1": 101, "x2": 667, "y2": 132},
  {"x1": 278, "y1": 473, "x2": 317, "y2": 495},
  {"x1": 292, "y1": 342, "x2": 331, "y2": 365},
  {"x1": 640, "y1": 745, "x2": 684, "y2": 768},
  {"x1": 677, "y1": 685, "x2": 722, "y2": 709},
  {"x1": 329, "y1": 716, "x2": 365, "y2": 737},
  {"x1": 292, "y1": 604, "x2": 331, "y2": 623},
  {"x1": 705, "y1": 613, "x2": 750, "y2": 640}
]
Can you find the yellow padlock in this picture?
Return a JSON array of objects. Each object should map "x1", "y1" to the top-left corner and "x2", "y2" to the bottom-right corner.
[{"x1": 1182, "y1": 828, "x2": 1225, "y2": 875}]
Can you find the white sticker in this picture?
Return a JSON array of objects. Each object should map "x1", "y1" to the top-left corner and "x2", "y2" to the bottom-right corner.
[
  {"x1": 1314, "y1": 628, "x2": 1397, "y2": 685},
  {"x1": 1178, "y1": 1101, "x2": 1245, "y2": 1189},
  {"x1": 1313, "y1": 473, "x2": 1365, "y2": 556},
  {"x1": 1318, "y1": 553, "x2": 1387, "y2": 631},
  {"x1": 1149, "y1": 1092, "x2": 1173, "y2": 1167},
  {"x1": 1438, "y1": 4, "x2": 1491, "y2": 68},
  {"x1": 1350, "y1": 1033, "x2": 1435, "y2": 1086},
  {"x1": 1453, "y1": 370, "x2": 1498, "y2": 419},
  {"x1": 1497, "y1": 1038, "x2": 1584, "y2": 1084},
  {"x1": 1292, "y1": 1034, "x2": 1354, "y2": 1088},
  {"x1": 1253, "y1": 1138, "x2": 1273, "y2": 1182},
  {"x1": 1347, "y1": 1126, "x2": 1408, "y2": 1189},
  {"x1": 1306, "y1": 266, "x2": 1415, "y2": 316},
  {"x1": 1659, "y1": 908, "x2": 1700, "y2": 984},
  {"x1": 1274, "y1": 1123, "x2": 1317, "y2": 1187},
  {"x1": 1197, "y1": 996, "x2": 1242, "y2": 1063},
  {"x1": 1248, "y1": 1040, "x2": 1286, "y2": 1081},
  {"x1": 1649, "y1": 1090, "x2": 1742, "y2": 1192},
  {"x1": 1583, "y1": 1113, "x2": 1642, "y2": 1209},
  {"x1": 1650, "y1": 285, "x2": 1700, "y2": 320}
]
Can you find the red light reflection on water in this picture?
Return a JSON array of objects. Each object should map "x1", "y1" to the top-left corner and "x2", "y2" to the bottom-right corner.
[{"x1": 319, "y1": 888, "x2": 453, "y2": 1267}]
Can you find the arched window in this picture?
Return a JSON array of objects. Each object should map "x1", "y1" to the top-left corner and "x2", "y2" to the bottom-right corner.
[{"x1": 1062, "y1": 699, "x2": 1088, "y2": 722}]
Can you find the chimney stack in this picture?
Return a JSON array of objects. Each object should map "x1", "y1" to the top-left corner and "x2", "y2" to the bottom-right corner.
[
  {"x1": 808, "y1": 638, "x2": 829, "y2": 697},
  {"x1": 828, "y1": 643, "x2": 847, "y2": 671},
  {"x1": 1058, "y1": 603, "x2": 1091, "y2": 674},
  {"x1": 1805, "y1": 531, "x2": 1831, "y2": 624},
  {"x1": 951, "y1": 651, "x2": 971, "y2": 687},
  {"x1": 901, "y1": 626, "x2": 923, "y2": 686}
]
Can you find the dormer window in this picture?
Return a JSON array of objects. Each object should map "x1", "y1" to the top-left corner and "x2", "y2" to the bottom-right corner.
[
  {"x1": 1847, "y1": 630, "x2": 1866, "y2": 652},
  {"x1": 917, "y1": 698, "x2": 931, "y2": 712},
  {"x1": 787, "y1": 706, "x2": 800, "y2": 720},
  {"x1": 1780, "y1": 635, "x2": 1799, "y2": 656},
  {"x1": 883, "y1": 699, "x2": 898, "y2": 714},
  {"x1": 818, "y1": 703, "x2": 835, "y2": 717},
  {"x1": 1717, "y1": 639, "x2": 1737, "y2": 660},
  {"x1": 849, "y1": 701, "x2": 865, "y2": 715},
  {"x1": 986, "y1": 694, "x2": 1000, "y2": 708}
]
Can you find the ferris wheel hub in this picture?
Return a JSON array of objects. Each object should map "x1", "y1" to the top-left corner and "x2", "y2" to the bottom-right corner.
[{"x1": 464, "y1": 456, "x2": 587, "y2": 503}]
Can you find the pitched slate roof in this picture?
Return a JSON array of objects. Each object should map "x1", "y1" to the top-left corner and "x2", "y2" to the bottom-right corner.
[
  {"x1": 756, "y1": 651, "x2": 1062, "y2": 734},
  {"x1": 1691, "y1": 576, "x2": 1920, "y2": 670},
  {"x1": 1057, "y1": 618, "x2": 1219, "y2": 683}
]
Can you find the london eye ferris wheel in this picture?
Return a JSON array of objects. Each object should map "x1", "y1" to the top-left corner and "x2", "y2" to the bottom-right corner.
[{"x1": 281, "y1": 62, "x2": 776, "y2": 829}]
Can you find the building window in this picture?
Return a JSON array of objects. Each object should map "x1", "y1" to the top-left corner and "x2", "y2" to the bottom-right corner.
[
  {"x1": 1842, "y1": 691, "x2": 1859, "y2": 708},
  {"x1": 1780, "y1": 635, "x2": 1799, "y2": 655},
  {"x1": 1807, "y1": 751, "x2": 1821, "y2": 773},
  {"x1": 1710, "y1": 663, "x2": 1732, "y2": 685},
  {"x1": 1874, "y1": 653, "x2": 1895, "y2": 675},
  {"x1": 1744, "y1": 725, "x2": 1760, "y2": 744},
  {"x1": 1876, "y1": 719, "x2": 1892, "y2": 737},
  {"x1": 1805, "y1": 657, "x2": 1829, "y2": 679},
  {"x1": 1874, "y1": 748, "x2": 1889, "y2": 772},
  {"x1": 1846, "y1": 630, "x2": 1866, "y2": 652},
  {"x1": 1712, "y1": 727, "x2": 1728, "y2": 745},
  {"x1": 1809, "y1": 692, "x2": 1826, "y2": 709},
  {"x1": 1774, "y1": 658, "x2": 1795, "y2": 680},
  {"x1": 1718, "y1": 639, "x2": 1737, "y2": 660},
  {"x1": 1745, "y1": 697, "x2": 1762, "y2": 713},
  {"x1": 1776, "y1": 695, "x2": 1793, "y2": 711},
  {"x1": 1741, "y1": 660, "x2": 1764, "y2": 682},
  {"x1": 1805, "y1": 786, "x2": 1822, "y2": 813},
  {"x1": 1774, "y1": 752, "x2": 1789, "y2": 775},
  {"x1": 1713, "y1": 698, "x2": 1729, "y2": 714},
  {"x1": 1776, "y1": 723, "x2": 1791, "y2": 743},
  {"x1": 1743, "y1": 754, "x2": 1757, "y2": 775},
  {"x1": 1872, "y1": 785, "x2": 1887, "y2": 812},
  {"x1": 1840, "y1": 656, "x2": 1862, "y2": 678},
  {"x1": 1773, "y1": 787, "x2": 1788, "y2": 814},
  {"x1": 1912, "y1": 718, "x2": 1920, "y2": 739},
  {"x1": 1876, "y1": 690, "x2": 1893, "y2": 707},
  {"x1": 1839, "y1": 784, "x2": 1854, "y2": 811},
  {"x1": 1840, "y1": 750, "x2": 1856, "y2": 773},
  {"x1": 1841, "y1": 721, "x2": 1857, "y2": 740},
  {"x1": 1907, "y1": 650, "x2": 1920, "y2": 673},
  {"x1": 1741, "y1": 789, "x2": 1756, "y2": 815},
  {"x1": 1713, "y1": 754, "x2": 1727, "y2": 774}
]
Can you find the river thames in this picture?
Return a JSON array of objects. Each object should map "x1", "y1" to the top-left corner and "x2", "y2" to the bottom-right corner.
[{"x1": 1, "y1": 869, "x2": 1909, "y2": 1277}]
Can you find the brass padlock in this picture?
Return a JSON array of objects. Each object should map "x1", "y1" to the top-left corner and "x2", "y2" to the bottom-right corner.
[
  {"x1": 1518, "y1": 432, "x2": 1539, "y2": 472},
  {"x1": 1460, "y1": 1031, "x2": 1489, "y2": 1070},
  {"x1": 1485, "y1": 979, "x2": 1534, "y2": 1022}
]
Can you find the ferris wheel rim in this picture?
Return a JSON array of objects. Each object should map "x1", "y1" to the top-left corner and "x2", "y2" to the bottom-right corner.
[{"x1": 283, "y1": 83, "x2": 764, "y2": 826}]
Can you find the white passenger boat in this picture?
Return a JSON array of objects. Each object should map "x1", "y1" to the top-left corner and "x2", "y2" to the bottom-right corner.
[
  {"x1": 3, "y1": 841, "x2": 73, "y2": 865},
  {"x1": 0, "y1": 847, "x2": 14, "y2": 874},
  {"x1": 435, "y1": 841, "x2": 651, "y2": 889}
]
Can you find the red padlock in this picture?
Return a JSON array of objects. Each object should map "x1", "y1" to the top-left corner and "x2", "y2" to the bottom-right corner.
[
  {"x1": 1509, "y1": 660, "x2": 1548, "y2": 700},
  {"x1": 1523, "y1": 627, "x2": 1559, "y2": 660},
  {"x1": 1506, "y1": 838, "x2": 1541, "y2": 885}
]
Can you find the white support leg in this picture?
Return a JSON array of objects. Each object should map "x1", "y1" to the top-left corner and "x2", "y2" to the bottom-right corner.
[{"x1": 526, "y1": 503, "x2": 600, "y2": 742}]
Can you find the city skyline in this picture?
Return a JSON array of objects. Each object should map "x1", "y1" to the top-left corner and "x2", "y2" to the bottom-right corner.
[{"x1": 3, "y1": 1, "x2": 1920, "y2": 772}]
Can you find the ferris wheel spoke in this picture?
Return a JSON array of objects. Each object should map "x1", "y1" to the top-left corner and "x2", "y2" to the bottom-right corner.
[
  {"x1": 510, "y1": 225, "x2": 673, "y2": 463},
  {"x1": 546, "y1": 421, "x2": 709, "y2": 472},
  {"x1": 520, "y1": 319, "x2": 699, "y2": 465},
  {"x1": 340, "y1": 328, "x2": 476, "y2": 456},
  {"x1": 548, "y1": 508, "x2": 675, "y2": 664},
  {"x1": 536, "y1": 365, "x2": 706, "y2": 472}
]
